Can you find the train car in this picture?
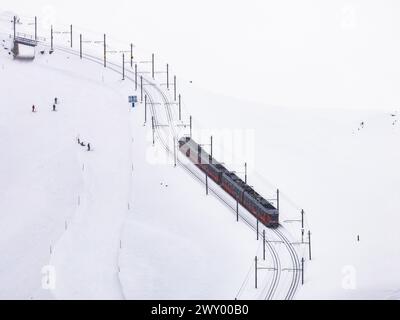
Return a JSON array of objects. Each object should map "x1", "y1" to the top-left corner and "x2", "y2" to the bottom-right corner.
[
  {"x1": 178, "y1": 136, "x2": 279, "y2": 228},
  {"x1": 242, "y1": 188, "x2": 279, "y2": 227}
]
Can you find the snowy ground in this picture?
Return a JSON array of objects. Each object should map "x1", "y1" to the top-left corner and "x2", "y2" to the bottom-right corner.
[
  {"x1": 0, "y1": 15, "x2": 283, "y2": 300},
  {"x1": 181, "y1": 84, "x2": 400, "y2": 299},
  {"x1": 1, "y1": 10, "x2": 400, "y2": 300}
]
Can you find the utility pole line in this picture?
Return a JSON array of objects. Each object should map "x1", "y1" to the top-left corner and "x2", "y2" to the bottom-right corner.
[
  {"x1": 245, "y1": 163, "x2": 248, "y2": 184},
  {"x1": 70, "y1": 24, "x2": 73, "y2": 48},
  {"x1": 206, "y1": 173, "x2": 209, "y2": 195},
  {"x1": 257, "y1": 220, "x2": 259, "y2": 240},
  {"x1": 308, "y1": 231, "x2": 312, "y2": 260},
  {"x1": 301, "y1": 209, "x2": 305, "y2": 229},
  {"x1": 301, "y1": 258, "x2": 305, "y2": 285}
]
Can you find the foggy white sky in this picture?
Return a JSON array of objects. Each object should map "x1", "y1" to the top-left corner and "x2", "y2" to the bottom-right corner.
[{"x1": 2, "y1": 0, "x2": 400, "y2": 109}]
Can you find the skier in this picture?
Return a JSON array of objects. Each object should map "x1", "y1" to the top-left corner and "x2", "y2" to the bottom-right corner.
[
  {"x1": 357, "y1": 235, "x2": 360, "y2": 242},
  {"x1": 80, "y1": 141, "x2": 86, "y2": 147},
  {"x1": 54, "y1": 97, "x2": 58, "y2": 104},
  {"x1": 52, "y1": 104, "x2": 56, "y2": 112},
  {"x1": 77, "y1": 138, "x2": 81, "y2": 144},
  {"x1": 87, "y1": 143, "x2": 91, "y2": 152},
  {"x1": 32, "y1": 105, "x2": 35, "y2": 112}
]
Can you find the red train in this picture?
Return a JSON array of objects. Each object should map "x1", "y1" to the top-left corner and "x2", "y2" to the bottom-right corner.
[{"x1": 179, "y1": 136, "x2": 279, "y2": 228}]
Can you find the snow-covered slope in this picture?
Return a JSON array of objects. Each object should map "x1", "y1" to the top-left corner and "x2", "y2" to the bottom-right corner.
[
  {"x1": 181, "y1": 83, "x2": 400, "y2": 299},
  {"x1": 1, "y1": 13, "x2": 283, "y2": 300},
  {"x1": 1, "y1": 9, "x2": 400, "y2": 300}
]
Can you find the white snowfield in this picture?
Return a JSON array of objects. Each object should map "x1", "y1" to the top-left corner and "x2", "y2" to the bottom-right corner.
[{"x1": 1, "y1": 11, "x2": 400, "y2": 300}]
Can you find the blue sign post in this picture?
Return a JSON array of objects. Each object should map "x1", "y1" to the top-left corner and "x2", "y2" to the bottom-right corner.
[{"x1": 129, "y1": 95, "x2": 138, "y2": 108}]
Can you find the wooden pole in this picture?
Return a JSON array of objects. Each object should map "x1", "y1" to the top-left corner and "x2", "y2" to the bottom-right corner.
[
  {"x1": 178, "y1": 94, "x2": 182, "y2": 121},
  {"x1": 255, "y1": 256, "x2": 258, "y2": 289},
  {"x1": 209, "y1": 136, "x2": 213, "y2": 164},
  {"x1": 51, "y1": 25, "x2": 53, "y2": 50},
  {"x1": 174, "y1": 139, "x2": 177, "y2": 167},
  {"x1": 277, "y1": 189, "x2": 280, "y2": 212},
  {"x1": 174, "y1": 75, "x2": 177, "y2": 101},
  {"x1": 152, "y1": 116, "x2": 155, "y2": 146},
  {"x1": 152, "y1": 53, "x2": 155, "y2": 79},
  {"x1": 135, "y1": 64, "x2": 138, "y2": 91},
  {"x1": 103, "y1": 34, "x2": 106, "y2": 67},
  {"x1": 236, "y1": 200, "x2": 239, "y2": 222},
  {"x1": 122, "y1": 54, "x2": 125, "y2": 80},
  {"x1": 130, "y1": 43, "x2": 133, "y2": 67},
  {"x1": 166, "y1": 64, "x2": 169, "y2": 90},
  {"x1": 34, "y1": 16, "x2": 37, "y2": 41},
  {"x1": 206, "y1": 174, "x2": 209, "y2": 195},
  {"x1": 263, "y1": 230, "x2": 266, "y2": 260},
  {"x1": 140, "y1": 76, "x2": 143, "y2": 102},
  {"x1": 145, "y1": 95, "x2": 147, "y2": 123},
  {"x1": 190, "y1": 116, "x2": 192, "y2": 138},
  {"x1": 79, "y1": 34, "x2": 82, "y2": 58},
  {"x1": 13, "y1": 16, "x2": 16, "y2": 40}
]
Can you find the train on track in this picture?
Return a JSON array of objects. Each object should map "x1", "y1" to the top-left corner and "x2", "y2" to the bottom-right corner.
[{"x1": 178, "y1": 136, "x2": 279, "y2": 228}]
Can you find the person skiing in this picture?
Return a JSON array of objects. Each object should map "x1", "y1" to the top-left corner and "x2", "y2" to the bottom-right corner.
[
  {"x1": 32, "y1": 105, "x2": 35, "y2": 112},
  {"x1": 54, "y1": 97, "x2": 58, "y2": 104},
  {"x1": 80, "y1": 141, "x2": 86, "y2": 147},
  {"x1": 87, "y1": 143, "x2": 91, "y2": 152},
  {"x1": 52, "y1": 104, "x2": 56, "y2": 112}
]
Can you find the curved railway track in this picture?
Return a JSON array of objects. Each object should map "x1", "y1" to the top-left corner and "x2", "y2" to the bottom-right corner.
[{"x1": 37, "y1": 40, "x2": 300, "y2": 300}]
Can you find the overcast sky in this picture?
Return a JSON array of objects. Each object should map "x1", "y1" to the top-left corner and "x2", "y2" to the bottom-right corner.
[{"x1": 2, "y1": 0, "x2": 400, "y2": 110}]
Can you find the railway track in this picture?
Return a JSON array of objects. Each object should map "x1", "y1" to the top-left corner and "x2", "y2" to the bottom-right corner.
[
  {"x1": 274, "y1": 228, "x2": 301, "y2": 300},
  {"x1": 37, "y1": 40, "x2": 300, "y2": 300}
]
